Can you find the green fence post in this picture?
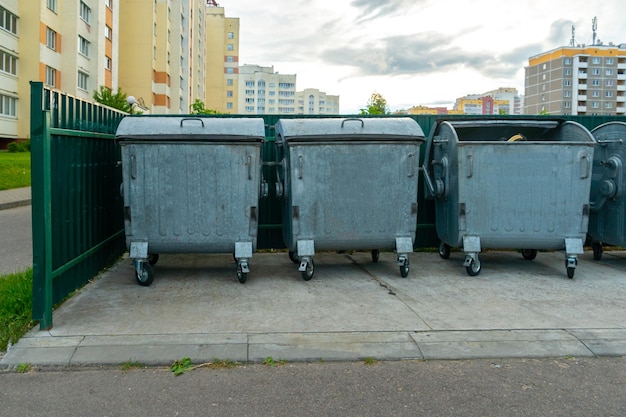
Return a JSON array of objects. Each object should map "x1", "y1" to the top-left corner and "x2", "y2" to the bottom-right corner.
[{"x1": 30, "y1": 82, "x2": 53, "y2": 329}]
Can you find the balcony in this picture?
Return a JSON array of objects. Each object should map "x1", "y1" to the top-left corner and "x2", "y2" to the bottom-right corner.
[
  {"x1": 617, "y1": 107, "x2": 625, "y2": 113},
  {"x1": 618, "y1": 62, "x2": 626, "y2": 70},
  {"x1": 577, "y1": 106, "x2": 587, "y2": 112}
]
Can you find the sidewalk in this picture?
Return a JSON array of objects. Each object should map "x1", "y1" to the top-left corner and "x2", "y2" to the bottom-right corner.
[
  {"x1": 0, "y1": 186, "x2": 31, "y2": 211},
  {"x1": 2, "y1": 249, "x2": 626, "y2": 368}
]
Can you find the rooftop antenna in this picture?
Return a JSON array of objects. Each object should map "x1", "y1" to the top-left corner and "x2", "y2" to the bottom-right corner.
[
  {"x1": 592, "y1": 16, "x2": 598, "y2": 46},
  {"x1": 570, "y1": 25, "x2": 576, "y2": 47}
]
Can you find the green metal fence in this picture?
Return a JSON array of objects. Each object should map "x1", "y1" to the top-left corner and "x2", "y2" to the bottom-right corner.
[
  {"x1": 30, "y1": 82, "x2": 127, "y2": 329},
  {"x1": 30, "y1": 81, "x2": 625, "y2": 328}
]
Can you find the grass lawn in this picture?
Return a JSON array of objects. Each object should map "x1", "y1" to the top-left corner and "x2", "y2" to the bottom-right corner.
[
  {"x1": 0, "y1": 268, "x2": 33, "y2": 352},
  {"x1": 0, "y1": 151, "x2": 31, "y2": 190}
]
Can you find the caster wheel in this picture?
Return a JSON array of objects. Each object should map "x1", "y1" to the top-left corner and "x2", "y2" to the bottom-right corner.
[
  {"x1": 288, "y1": 251, "x2": 299, "y2": 264},
  {"x1": 466, "y1": 259, "x2": 481, "y2": 276},
  {"x1": 371, "y1": 249, "x2": 380, "y2": 263},
  {"x1": 135, "y1": 263, "x2": 154, "y2": 286},
  {"x1": 438, "y1": 242, "x2": 450, "y2": 259},
  {"x1": 148, "y1": 254, "x2": 159, "y2": 265},
  {"x1": 592, "y1": 242, "x2": 603, "y2": 261},
  {"x1": 399, "y1": 264, "x2": 409, "y2": 278},
  {"x1": 237, "y1": 270, "x2": 248, "y2": 284},
  {"x1": 567, "y1": 267, "x2": 575, "y2": 279},
  {"x1": 521, "y1": 249, "x2": 537, "y2": 261},
  {"x1": 301, "y1": 260, "x2": 315, "y2": 281}
]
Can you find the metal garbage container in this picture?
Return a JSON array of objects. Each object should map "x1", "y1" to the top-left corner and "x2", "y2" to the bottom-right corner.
[
  {"x1": 117, "y1": 116, "x2": 265, "y2": 285},
  {"x1": 588, "y1": 121, "x2": 626, "y2": 260},
  {"x1": 274, "y1": 117, "x2": 425, "y2": 280},
  {"x1": 422, "y1": 118, "x2": 596, "y2": 278}
]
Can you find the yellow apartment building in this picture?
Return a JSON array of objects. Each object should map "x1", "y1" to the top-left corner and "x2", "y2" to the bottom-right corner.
[
  {"x1": 205, "y1": 2, "x2": 239, "y2": 113},
  {"x1": 0, "y1": 0, "x2": 118, "y2": 142}
]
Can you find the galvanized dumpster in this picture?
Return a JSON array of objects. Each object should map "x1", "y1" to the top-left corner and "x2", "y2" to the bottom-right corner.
[
  {"x1": 117, "y1": 116, "x2": 265, "y2": 285},
  {"x1": 422, "y1": 118, "x2": 595, "y2": 278},
  {"x1": 274, "y1": 117, "x2": 425, "y2": 280},
  {"x1": 588, "y1": 121, "x2": 626, "y2": 260}
]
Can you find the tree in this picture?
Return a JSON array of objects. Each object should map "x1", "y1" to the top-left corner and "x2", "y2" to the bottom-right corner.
[
  {"x1": 93, "y1": 86, "x2": 131, "y2": 112},
  {"x1": 190, "y1": 99, "x2": 220, "y2": 115},
  {"x1": 359, "y1": 92, "x2": 390, "y2": 115}
]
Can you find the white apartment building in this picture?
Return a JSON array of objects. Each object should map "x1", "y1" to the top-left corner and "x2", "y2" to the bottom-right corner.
[
  {"x1": 238, "y1": 64, "x2": 296, "y2": 114},
  {"x1": 296, "y1": 88, "x2": 339, "y2": 115}
]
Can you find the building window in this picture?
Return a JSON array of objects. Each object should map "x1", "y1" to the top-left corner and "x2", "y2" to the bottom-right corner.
[
  {"x1": 227, "y1": 44, "x2": 234, "y2": 51},
  {"x1": 226, "y1": 67, "x2": 234, "y2": 74},
  {"x1": 80, "y1": 1, "x2": 91, "y2": 23},
  {"x1": 226, "y1": 56, "x2": 234, "y2": 63},
  {"x1": 592, "y1": 68, "x2": 600, "y2": 75},
  {"x1": 606, "y1": 80, "x2": 614, "y2": 87},
  {"x1": 606, "y1": 58, "x2": 614, "y2": 65},
  {"x1": 0, "y1": 50, "x2": 17, "y2": 75},
  {"x1": 105, "y1": 25, "x2": 112, "y2": 40},
  {"x1": 47, "y1": 0, "x2": 57, "y2": 12},
  {"x1": 606, "y1": 69, "x2": 614, "y2": 76},
  {"x1": 592, "y1": 91, "x2": 600, "y2": 98},
  {"x1": 45, "y1": 66, "x2": 56, "y2": 87},
  {"x1": 0, "y1": 94, "x2": 17, "y2": 117},
  {"x1": 226, "y1": 102, "x2": 233, "y2": 109},
  {"x1": 46, "y1": 27, "x2": 57, "y2": 50},
  {"x1": 245, "y1": 81, "x2": 254, "y2": 87},
  {"x1": 79, "y1": 36, "x2": 90, "y2": 56},
  {"x1": 226, "y1": 91, "x2": 233, "y2": 97},
  {"x1": 245, "y1": 106, "x2": 254, "y2": 112},
  {"x1": 245, "y1": 98, "x2": 254, "y2": 103},
  {"x1": 592, "y1": 80, "x2": 600, "y2": 87},
  {"x1": 606, "y1": 91, "x2": 614, "y2": 98},
  {"x1": 77, "y1": 71, "x2": 88, "y2": 91},
  {"x1": 563, "y1": 91, "x2": 571, "y2": 98},
  {"x1": 227, "y1": 32, "x2": 234, "y2": 39},
  {"x1": 226, "y1": 79, "x2": 233, "y2": 86},
  {"x1": 542, "y1": 74, "x2": 546, "y2": 80},
  {"x1": 0, "y1": 6, "x2": 18, "y2": 35},
  {"x1": 591, "y1": 102, "x2": 600, "y2": 109},
  {"x1": 564, "y1": 102, "x2": 571, "y2": 109},
  {"x1": 564, "y1": 69, "x2": 571, "y2": 75},
  {"x1": 105, "y1": 0, "x2": 112, "y2": 8},
  {"x1": 565, "y1": 58, "x2": 572, "y2": 65},
  {"x1": 592, "y1": 57, "x2": 601, "y2": 64},
  {"x1": 105, "y1": 56, "x2": 111, "y2": 70},
  {"x1": 605, "y1": 102, "x2": 613, "y2": 109}
]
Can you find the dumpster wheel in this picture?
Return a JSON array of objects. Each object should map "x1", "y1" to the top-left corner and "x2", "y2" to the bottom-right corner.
[
  {"x1": 301, "y1": 259, "x2": 315, "y2": 281},
  {"x1": 399, "y1": 263, "x2": 409, "y2": 278},
  {"x1": 592, "y1": 242, "x2": 603, "y2": 261},
  {"x1": 288, "y1": 250, "x2": 300, "y2": 264},
  {"x1": 136, "y1": 263, "x2": 154, "y2": 286},
  {"x1": 237, "y1": 269, "x2": 248, "y2": 284},
  {"x1": 521, "y1": 249, "x2": 537, "y2": 261},
  {"x1": 148, "y1": 253, "x2": 159, "y2": 265},
  {"x1": 371, "y1": 249, "x2": 380, "y2": 263},
  {"x1": 438, "y1": 242, "x2": 451, "y2": 259},
  {"x1": 465, "y1": 258, "x2": 481, "y2": 276}
]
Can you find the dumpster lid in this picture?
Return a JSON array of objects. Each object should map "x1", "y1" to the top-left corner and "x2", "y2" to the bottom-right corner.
[
  {"x1": 275, "y1": 118, "x2": 425, "y2": 142},
  {"x1": 116, "y1": 116, "x2": 265, "y2": 141}
]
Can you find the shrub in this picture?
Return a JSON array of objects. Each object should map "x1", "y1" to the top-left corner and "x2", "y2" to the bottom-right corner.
[{"x1": 6, "y1": 140, "x2": 30, "y2": 153}]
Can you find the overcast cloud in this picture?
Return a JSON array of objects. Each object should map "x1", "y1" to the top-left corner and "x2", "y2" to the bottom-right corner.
[{"x1": 225, "y1": 0, "x2": 626, "y2": 113}]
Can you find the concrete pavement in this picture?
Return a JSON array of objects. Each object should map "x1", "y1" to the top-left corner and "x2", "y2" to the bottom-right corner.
[
  {"x1": 2, "y1": 246, "x2": 626, "y2": 368},
  {"x1": 1, "y1": 186, "x2": 625, "y2": 367}
]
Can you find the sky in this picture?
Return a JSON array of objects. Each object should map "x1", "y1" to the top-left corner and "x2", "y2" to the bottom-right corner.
[{"x1": 224, "y1": 0, "x2": 626, "y2": 114}]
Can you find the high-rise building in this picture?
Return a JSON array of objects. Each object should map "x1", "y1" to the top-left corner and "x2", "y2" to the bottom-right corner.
[
  {"x1": 524, "y1": 44, "x2": 626, "y2": 115},
  {"x1": 238, "y1": 64, "x2": 296, "y2": 115},
  {"x1": 0, "y1": 0, "x2": 119, "y2": 143},
  {"x1": 296, "y1": 88, "x2": 339, "y2": 115},
  {"x1": 205, "y1": 2, "x2": 239, "y2": 113}
]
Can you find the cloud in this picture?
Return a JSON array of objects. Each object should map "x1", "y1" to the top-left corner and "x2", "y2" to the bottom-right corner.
[
  {"x1": 350, "y1": 0, "x2": 428, "y2": 21},
  {"x1": 321, "y1": 32, "x2": 537, "y2": 80}
]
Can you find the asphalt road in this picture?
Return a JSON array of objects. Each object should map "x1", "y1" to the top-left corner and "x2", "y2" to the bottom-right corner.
[
  {"x1": 0, "y1": 205, "x2": 31, "y2": 275},
  {"x1": 1, "y1": 357, "x2": 625, "y2": 416}
]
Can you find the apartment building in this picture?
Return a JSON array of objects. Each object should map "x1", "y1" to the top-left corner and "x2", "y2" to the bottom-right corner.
[
  {"x1": 454, "y1": 95, "x2": 509, "y2": 115},
  {"x1": 0, "y1": 0, "x2": 118, "y2": 142},
  {"x1": 238, "y1": 64, "x2": 296, "y2": 115},
  {"x1": 525, "y1": 44, "x2": 626, "y2": 115},
  {"x1": 296, "y1": 88, "x2": 339, "y2": 115},
  {"x1": 205, "y1": 3, "x2": 239, "y2": 113}
]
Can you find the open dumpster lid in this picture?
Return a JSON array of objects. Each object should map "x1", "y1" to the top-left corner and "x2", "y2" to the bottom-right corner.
[
  {"x1": 116, "y1": 116, "x2": 265, "y2": 141},
  {"x1": 275, "y1": 117, "x2": 425, "y2": 142}
]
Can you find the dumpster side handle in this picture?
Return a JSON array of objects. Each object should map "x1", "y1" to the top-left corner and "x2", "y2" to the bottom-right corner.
[{"x1": 179, "y1": 117, "x2": 205, "y2": 128}]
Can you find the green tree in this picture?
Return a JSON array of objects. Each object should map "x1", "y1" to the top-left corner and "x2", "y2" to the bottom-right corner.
[
  {"x1": 93, "y1": 86, "x2": 131, "y2": 112},
  {"x1": 359, "y1": 92, "x2": 390, "y2": 115},
  {"x1": 190, "y1": 99, "x2": 220, "y2": 115}
]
